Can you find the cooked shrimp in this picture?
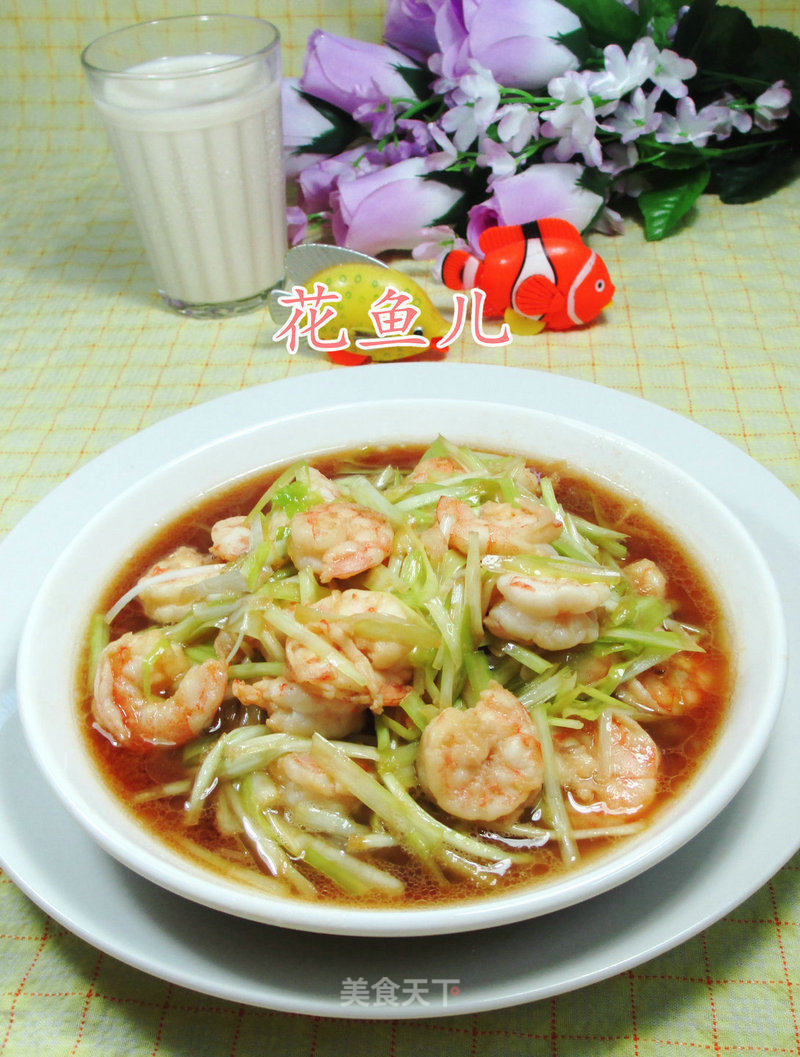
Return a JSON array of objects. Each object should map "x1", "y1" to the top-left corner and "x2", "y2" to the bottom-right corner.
[
  {"x1": 271, "y1": 752, "x2": 359, "y2": 813},
  {"x1": 231, "y1": 677, "x2": 365, "y2": 738},
  {"x1": 436, "y1": 497, "x2": 561, "y2": 556},
  {"x1": 285, "y1": 590, "x2": 413, "y2": 707},
  {"x1": 624, "y1": 558, "x2": 667, "y2": 599},
  {"x1": 417, "y1": 683, "x2": 543, "y2": 822},
  {"x1": 553, "y1": 712, "x2": 660, "y2": 823},
  {"x1": 307, "y1": 467, "x2": 341, "y2": 501},
  {"x1": 617, "y1": 652, "x2": 716, "y2": 714},
  {"x1": 485, "y1": 573, "x2": 611, "y2": 651},
  {"x1": 210, "y1": 516, "x2": 251, "y2": 561},
  {"x1": 138, "y1": 546, "x2": 217, "y2": 624},
  {"x1": 288, "y1": 502, "x2": 394, "y2": 584},
  {"x1": 408, "y1": 456, "x2": 465, "y2": 483},
  {"x1": 93, "y1": 628, "x2": 227, "y2": 749}
]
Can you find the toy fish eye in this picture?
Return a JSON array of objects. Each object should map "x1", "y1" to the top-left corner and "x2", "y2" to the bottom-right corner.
[
  {"x1": 413, "y1": 327, "x2": 424, "y2": 335},
  {"x1": 595, "y1": 279, "x2": 606, "y2": 293}
]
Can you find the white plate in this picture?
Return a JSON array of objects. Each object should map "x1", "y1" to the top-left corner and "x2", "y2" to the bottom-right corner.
[{"x1": 0, "y1": 365, "x2": 798, "y2": 1018}]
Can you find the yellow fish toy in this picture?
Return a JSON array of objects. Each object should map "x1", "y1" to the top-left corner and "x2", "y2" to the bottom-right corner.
[{"x1": 269, "y1": 245, "x2": 450, "y2": 365}]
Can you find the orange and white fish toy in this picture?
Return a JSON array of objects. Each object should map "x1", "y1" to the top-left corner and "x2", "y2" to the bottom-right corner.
[{"x1": 438, "y1": 218, "x2": 614, "y2": 334}]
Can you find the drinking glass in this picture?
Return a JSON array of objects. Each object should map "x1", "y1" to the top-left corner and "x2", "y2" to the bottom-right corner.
[{"x1": 82, "y1": 15, "x2": 286, "y2": 318}]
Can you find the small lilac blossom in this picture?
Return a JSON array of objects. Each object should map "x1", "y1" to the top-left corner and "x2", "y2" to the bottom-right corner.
[
  {"x1": 600, "y1": 87, "x2": 662, "y2": 143},
  {"x1": 441, "y1": 63, "x2": 501, "y2": 149},
  {"x1": 286, "y1": 206, "x2": 308, "y2": 247},
  {"x1": 383, "y1": 0, "x2": 439, "y2": 63},
  {"x1": 424, "y1": 124, "x2": 459, "y2": 171},
  {"x1": 592, "y1": 205, "x2": 625, "y2": 235},
  {"x1": 301, "y1": 31, "x2": 419, "y2": 117},
  {"x1": 541, "y1": 71, "x2": 602, "y2": 167},
  {"x1": 496, "y1": 104, "x2": 540, "y2": 153},
  {"x1": 648, "y1": 41, "x2": 696, "y2": 98},
  {"x1": 599, "y1": 141, "x2": 639, "y2": 177},
  {"x1": 298, "y1": 147, "x2": 380, "y2": 214},
  {"x1": 466, "y1": 161, "x2": 604, "y2": 248},
  {"x1": 753, "y1": 80, "x2": 791, "y2": 131},
  {"x1": 588, "y1": 42, "x2": 657, "y2": 103},
  {"x1": 667, "y1": 6, "x2": 690, "y2": 42},
  {"x1": 353, "y1": 97, "x2": 398, "y2": 140},
  {"x1": 330, "y1": 157, "x2": 463, "y2": 255},
  {"x1": 396, "y1": 118, "x2": 437, "y2": 153},
  {"x1": 655, "y1": 97, "x2": 729, "y2": 147},
  {"x1": 477, "y1": 136, "x2": 517, "y2": 177},
  {"x1": 411, "y1": 224, "x2": 467, "y2": 260},
  {"x1": 710, "y1": 95, "x2": 753, "y2": 140}
]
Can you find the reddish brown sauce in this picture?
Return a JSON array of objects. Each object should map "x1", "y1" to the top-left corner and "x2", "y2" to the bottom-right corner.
[{"x1": 79, "y1": 446, "x2": 732, "y2": 907}]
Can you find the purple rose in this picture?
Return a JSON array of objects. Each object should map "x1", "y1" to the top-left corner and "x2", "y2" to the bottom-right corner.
[
  {"x1": 435, "y1": 0, "x2": 581, "y2": 90},
  {"x1": 331, "y1": 158, "x2": 463, "y2": 255},
  {"x1": 384, "y1": 0, "x2": 439, "y2": 62},
  {"x1": 301, "y1": 31, "x2": 420, "y2": 118},
  {"x1": 467, "y1": 163, "x2": 603, "y2": 247},
  {"x1": 281, "y1": 78, "x2": 332, "y2": 177}
]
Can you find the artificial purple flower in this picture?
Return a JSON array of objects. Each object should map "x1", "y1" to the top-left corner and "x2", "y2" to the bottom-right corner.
[
  {"x1": 396, "y1": 118, "x2": 437, "y2": 154},
  {"x1": 457, "y1": 0, "x2": 581, "y2": 90},
  {"x1": 655, "y1": 97, "x2": 729, "y2": 147},
  {"x1": 599, "y1": 141, "x2": 639, "y2": 176},
  {"x1": 330, "y1": 157, "x2": 463, "y2": 255},
  {"x1": 588, "y1": 41, "x2": 657, "y2": 104},
  {"x1": 424, "y1": 124, "x2": 459, "y2": 171},
  {"x1": 496, "y1": 104, "x2": 540, "y2": 153},
  {"x1": 710, "y1": 95, "x2": 753, "y2": 140},
  {"x1": 298, "y1": 148, "x2": 380, "y2": 214},
  {"x1": 600, "y1": 87, "x2": 662, "y2": 143},
  {"x1": 476, "y1": 136, "x2": 517, "y2": 177},
  {"x1": 541, "y1": 71, "x2": 602, "y2": 167},
  {"x1": 467, "y1": 161, "x2": 604, "y2": 248},
  {"x1": 440, "y1": 62, "x2": 501, "y2": 149},
  {"x1": 753, "y1": 80, "x2": 791, "y2": 131},
  {"x1": 301, "y1": 31, "x2": 419, "y2": 118},
  {"x1": 286, "y1": 206, "x2": 308, "y2": 247},
  {"x1": 384, "y1": 0, "x2": 439, "y2": 62},
  {"x1": 282, "y1": 78, "x2": 334, "y2": 177},
  {"x1": 592, "y1": 204, "x2": 625, "y2": 235},
  {"x1": 411, "y1": 224, "x2": 468, "y2": 260},
  {"x1": 648, "y1": 42, "x2": 696, "y2": 98}
]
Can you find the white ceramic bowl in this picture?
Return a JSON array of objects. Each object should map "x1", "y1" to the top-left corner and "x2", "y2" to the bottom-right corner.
[{"x1": 16, "y1": 398, "x2": 787, "y2": 936}]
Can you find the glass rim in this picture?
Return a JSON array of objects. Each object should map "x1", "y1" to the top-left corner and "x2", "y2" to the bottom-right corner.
[{"x1": 80, "y1": 14, "x2": 280, "y2": 80}]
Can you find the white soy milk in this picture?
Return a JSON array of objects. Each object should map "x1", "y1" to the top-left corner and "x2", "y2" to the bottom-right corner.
[{"x1": 95, "y1": 54, "x2": 286, "y2": 308}]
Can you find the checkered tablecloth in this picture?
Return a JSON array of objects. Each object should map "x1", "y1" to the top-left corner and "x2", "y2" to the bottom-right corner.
[{"x1": 1, "y1": 1, "x2": 798, "y2": 1053}]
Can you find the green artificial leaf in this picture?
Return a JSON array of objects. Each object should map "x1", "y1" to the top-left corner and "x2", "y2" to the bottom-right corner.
[
  {"x1": 294, "y1": 89, "x2": 362, "y2": 155},
  {"x1": 748, "y1": 26, "x2": 800, "y2": 117},
  {"x1": 687, "y1": 5, "x2": 760, "y2": 74},
  {"x1": 648, "y1": 145, "x2": 708, "y2": 169},
  {"x1": 671, "y1": 0, "x2": 717, "y2": 58},
  {"x1": 638, "y1": 0, "x2": 685, "y2": 49},
  {"x1": 554, "y1": 27, "x2": 602, "y2": 67},
  {"x1": 710, "y1": 146, "x2": 800, "y2": 203},
  {"x1": 394, "y1": 63, "x2": 434, "y2": 100},
  {"x1": 637, "y1": 167, "x2": 710, "y2": 239},
  {"x1": 426, "y1": 170, "x2": 489, "y2": 236},
  {"x1": 555, "y1": 0, "x2": 641, "y2": 49},
  {"x1": 577, "y1": 167, "x2": 613, "y2": 197}
]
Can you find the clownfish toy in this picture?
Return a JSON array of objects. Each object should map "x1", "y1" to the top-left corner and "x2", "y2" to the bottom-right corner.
[{"x1": 437, "y1": 218, "x2": 614, "y2": 334}]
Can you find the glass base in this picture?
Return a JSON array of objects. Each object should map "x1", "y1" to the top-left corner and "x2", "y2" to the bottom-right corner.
[{"x1": 159, "y1": 285, "x2": 279, "y2": 319}]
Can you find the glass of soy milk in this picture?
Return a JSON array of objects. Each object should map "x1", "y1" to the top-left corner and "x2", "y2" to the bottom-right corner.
[{"x1": 82, "y1": 15, "x2": 286, "y2": 318}]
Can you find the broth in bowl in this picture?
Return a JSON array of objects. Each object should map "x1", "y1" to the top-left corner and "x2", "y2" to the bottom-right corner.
[{"x1": 80, "y1": 438, "x2": 730, "y2": 907}]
